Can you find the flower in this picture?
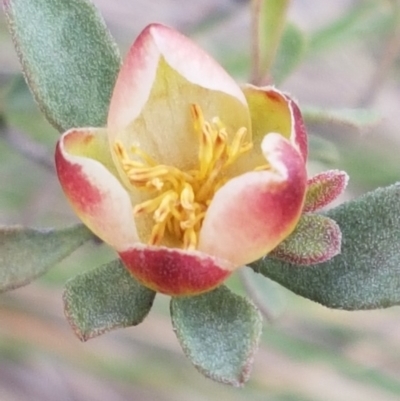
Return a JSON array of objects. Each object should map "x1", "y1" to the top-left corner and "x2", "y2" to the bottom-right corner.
[{"x1": 55, "y1": 23, "x2": 308, "y2": 296}]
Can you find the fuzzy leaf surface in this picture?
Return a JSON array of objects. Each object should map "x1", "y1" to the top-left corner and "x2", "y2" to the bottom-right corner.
[
  {"x1": 64, "y1": 259, "x2": 156, "y2": 341},
  {"x1": 171, "y1": 285, "x2": 262, "y2": 386},
  {"x1": 4, "y1": 0, "x2": 121, "y2": 131},
  {"x1": 304, "y1": 170, "x2": 349, "y2": 212},
  {"x1": 252, "y1": 184, "x2": 400, "y2": 310},
  {"x1": 0, "y1": 224, "x2": 93, "y2": 292}
]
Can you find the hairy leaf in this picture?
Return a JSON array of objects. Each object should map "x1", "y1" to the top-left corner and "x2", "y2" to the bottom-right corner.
[
  {"x1": 171, "y1": 286, "x2": 262, "y2": 386},
  {"x1": 64, "y1": 259, "x2": 156, "y2": 341},
  {"x1": 252, "y1": 184, "x2": 400, "y2": 310},
  {"x1": 4, "y1": 0, "x2": 121, "y2": 131},
  {"x1": 0, "y1": 224, "x2": 93, "y2": 292},
  {"x1": 270, "y1": 214, "x2": 341, "y2": 265},
  {"x1": 304, "y1": 170, "x2": 349, "y2": 212}
]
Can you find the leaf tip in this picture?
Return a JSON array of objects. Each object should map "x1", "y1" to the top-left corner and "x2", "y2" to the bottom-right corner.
[
  {"x1": 271, "y1": 214, "x2": 342, "y2": 265},
  {"x1": 304, "y1": 169, "x2": 349, "y2": 212}
]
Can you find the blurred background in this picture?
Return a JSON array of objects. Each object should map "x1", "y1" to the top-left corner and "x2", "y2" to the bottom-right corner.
[{"x1": 1, "y1": 0, "x2": 400, "y2": 400}]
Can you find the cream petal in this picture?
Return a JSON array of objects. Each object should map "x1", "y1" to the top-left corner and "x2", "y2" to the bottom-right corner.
[
  {"x1": 55, "y1": 128, "x2": 140, "y2": 251},
  {"x1": 238, "y1": 85, "x2": 308, "y2": 174},
  {"x1": 107, "y1": 23, "x2": 250, "y2": 171},
  {"x1": 198, "y1": 133, "x2": 307, "y2": 266},
  {"x1": 108, "y1": 23, "x2": 247, "y2": 133}
]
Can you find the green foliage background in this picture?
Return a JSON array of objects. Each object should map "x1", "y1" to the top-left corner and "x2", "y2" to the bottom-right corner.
[{"x1": 1, "y1": 0, "x2": 400, "y2": 400}]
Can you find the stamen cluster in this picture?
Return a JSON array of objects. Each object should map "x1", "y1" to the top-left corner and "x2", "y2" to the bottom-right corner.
[{"x1": 114, "y1": 104, "x2": 252, "y2": 249}]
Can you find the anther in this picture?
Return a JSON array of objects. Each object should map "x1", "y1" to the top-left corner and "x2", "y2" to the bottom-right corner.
[{"x1": 114, "y1": 103, "x2": 252, "y2": 250}]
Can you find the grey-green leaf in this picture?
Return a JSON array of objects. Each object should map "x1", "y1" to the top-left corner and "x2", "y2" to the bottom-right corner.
[
  {"x1": 309, "y1": 1, "x2": 394, "y2": 54},
  {"x1": 64, "y1": 259, "x2": 156, "y2": 341},
  {"x1": 251, "y1": 183, "x2": 400, "y2": 310},
  {"x1": 4, "y1": 0, "x2": 121, "y2": 132},
  {"x1": 171, "y1": 286, "x2": 262, "y2": 386},
  {"x1": 303, "y1": 106, "x2": 381, "y2": 129},
  {"x1": 308, "y1": 134, "x2": 340, "y2": 165},
  {"x1": 0, "y1": 224, "x2": 93, "y2": 292},
  {"x1": 272, "y1": 23, "x2": 307, "y2": 84}
]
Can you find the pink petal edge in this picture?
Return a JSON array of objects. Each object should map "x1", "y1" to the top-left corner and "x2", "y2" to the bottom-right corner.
[
  {"x1": 286, "y1": 95, "x2": 308, "y2": 161},
  {"x1": 241, "y1": 85, "x2": 308, "y2": 161},
  {"x1": 198, "y1": 133, "x2": 307, "y2": 267},
  {"x1": 108, "y1": 23, "x2": 246, "y2": 133},
  {"x1": 55, "y1": 128, "x2": 140, "y2": 251}
]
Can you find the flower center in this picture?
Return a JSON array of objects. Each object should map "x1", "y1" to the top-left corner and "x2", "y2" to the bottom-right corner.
[{"x1": 114, "y1": 104, "x2": 252, "y2": 250}]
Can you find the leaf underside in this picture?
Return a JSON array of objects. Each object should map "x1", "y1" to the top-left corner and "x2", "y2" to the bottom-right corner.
[{"x1": 0, "y1": 224, "x2": 93, "y2": 292}]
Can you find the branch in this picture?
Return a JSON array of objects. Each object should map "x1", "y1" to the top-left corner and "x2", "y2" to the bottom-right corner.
[{"x1": 0, "y1": 117, "x2": 54, "y2": 172}]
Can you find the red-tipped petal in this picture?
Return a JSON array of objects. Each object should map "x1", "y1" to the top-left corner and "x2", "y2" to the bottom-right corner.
[
  {"x1": 242, "y1": 85, "x2": 308, "y2": 162},
  {"x1": 304, "y1": 170, "x2": 349, "y2": 212},
  {"x1": 55, "y1": 128, "x2": 139, "y2": 251},
  {"x1": 108, "y1": 23, "x2": 247, "y2": 132},
  {"x1": 119, "y1": 245, "x2": 233, "y2": 296},
  {"x1": 198, "y1": 134, "x2": 307, "y2": 267}
]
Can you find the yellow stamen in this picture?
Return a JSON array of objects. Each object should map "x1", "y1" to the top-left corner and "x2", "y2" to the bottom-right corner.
[{"x1": 114, "y1": 103, "x2": 254, "y2": 249}]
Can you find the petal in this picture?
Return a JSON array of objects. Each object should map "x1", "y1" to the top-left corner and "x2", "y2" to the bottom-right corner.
[
  {"x1": 241, "y1": 85, "x2": 308, "y2": 168},
  {"x1": 304, "y1": 170, "x2": 349, "y2": 212},
  {"x1": 55, "y1": 128, "x2": 139, "y2": 251},
  {"x1": 119, "y1": 245, "x2": 234, "y2": 296},
  {"x1": 107, "y1": 23, "x2": 250, "y2": 170},
  {"x1": 198, "y1": 133, "x2": 307, "y2": 267}
]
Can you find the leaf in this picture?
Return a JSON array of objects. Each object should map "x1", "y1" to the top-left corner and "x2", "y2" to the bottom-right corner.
[
  {"x1": 0, "y1": 224, "x2": 93, "y2": 292},
  {"x1": 303, "y1": 107, "x2": 381, "y2": 129},
  {"x1": 308, "y1": 134, "x2": 340, "y2": 165},
  {"x1": 64, "y1": 259, "x2": 156, "y2": 341},
  {"x1": 170, "y1": 285, "x2": 262, "y2": 386},
  {"x1": 304, "y1": 170, "x2": 349, "y2": 212},
  {"x1": 340, "y1": 144, "x2": 400, "y2": 191},
  {"x1": 4, "y1": 0, "x2": 121, "y2": 131},
  {"x1": 251, "y1": 183, "x2": 400, "y2": 310},
  {"x1": 270, "y1": 214, "x2": 342, "y2": 265},
  {"x1": 309, "y1": 1, "x2": 394, "y2": 54},
  {"x1": 272, "y1": 23, "x2": 308, "y2": 84}
]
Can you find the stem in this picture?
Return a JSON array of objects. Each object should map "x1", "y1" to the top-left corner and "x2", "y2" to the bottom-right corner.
[
  {"x1": 251, "y1": 0, "x2": 291, "y2": 85},
  {"x1": 239, "y1": 269, "x2": 276, "y2": 323},
  {"x1": 0, "y1": 116, "x2": 54, "y2": 172}
]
